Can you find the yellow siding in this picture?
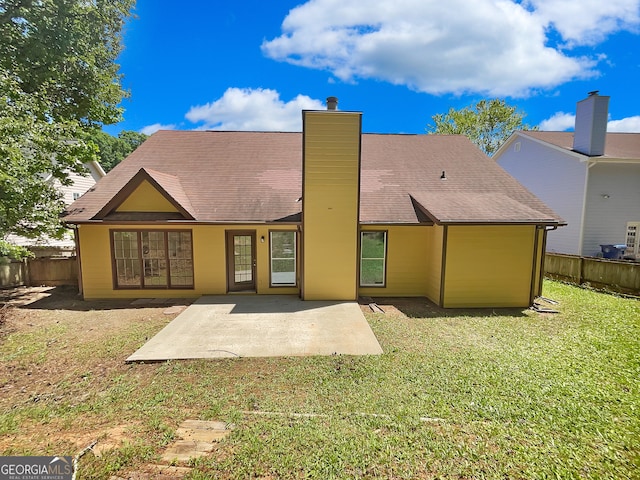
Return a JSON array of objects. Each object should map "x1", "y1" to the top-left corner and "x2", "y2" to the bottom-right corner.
[
  {"x1": 359, "y1": 225, "x2": 429, "y2": 297},
  {"x1": 443, "y1": 225, "x2": 536, "y2": 308},
  {"x1": 116, "y1": 180, "x2": 178, "y2": 212},
  {"x1": 77, "y1": 225, "x2": 114, "y2": 299},
  {"x1": 302, "y1": 111, "x2": 361, "y2": 300},
  {"x1": 78, "y1": 224, "x2": 299, "y2": 300}
]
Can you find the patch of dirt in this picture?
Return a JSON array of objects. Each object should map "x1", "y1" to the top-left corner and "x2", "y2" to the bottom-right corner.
[
  {"x1": 359, "y1": 296, "x2": 444, "y2": 318},
  {"x1": 0, "y1": 286, "x2": 194, "y2": 456},
  {"x1": 56, "y1": 423, "x2": 138, "y2": 457}
]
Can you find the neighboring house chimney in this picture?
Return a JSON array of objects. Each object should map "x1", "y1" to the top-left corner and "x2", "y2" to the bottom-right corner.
[
  {"x1": 326, "y1": 96, "x2": 338, "y2": 111},
  {"x1": 573, "y1": 91, "x2": 609, "y2": 156}
]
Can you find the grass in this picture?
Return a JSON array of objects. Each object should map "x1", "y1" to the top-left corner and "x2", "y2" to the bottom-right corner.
[{"x1": 1, "y1": 280, "x2": 638, "y2": 479}]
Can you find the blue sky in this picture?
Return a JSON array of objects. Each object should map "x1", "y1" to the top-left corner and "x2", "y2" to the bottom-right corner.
[{"x1": 105, "y1": 0, "x2": 640, "y2": 137}]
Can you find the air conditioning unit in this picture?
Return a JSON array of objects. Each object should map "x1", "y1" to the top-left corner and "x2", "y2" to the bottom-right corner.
[{"x1": 625, "y1": 222, "x2": 640, "y2": 260}]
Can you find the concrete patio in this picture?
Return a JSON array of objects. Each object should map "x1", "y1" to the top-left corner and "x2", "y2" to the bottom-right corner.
[{"x1": 126, "y1": 295, "x2": 383, "y2": 362}]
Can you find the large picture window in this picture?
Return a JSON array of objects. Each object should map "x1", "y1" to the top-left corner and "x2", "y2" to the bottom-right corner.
[
  {"x1": 111, "y1": 230, "x2": 193, "y2": 289},
  {"x1": 270, "y1": 231, "x2": 296, "y2": 286},
  {"x1": 360, "y1": 231, "x2": 387, "y2": 287}
]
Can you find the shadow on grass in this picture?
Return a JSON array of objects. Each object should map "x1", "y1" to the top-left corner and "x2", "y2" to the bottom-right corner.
[
  {"x1": 361, "y1": 296, "x2": 529, "y2": 319},
  {"x1": 1, "y1": 285, "x2": 193, "y2": 311}
]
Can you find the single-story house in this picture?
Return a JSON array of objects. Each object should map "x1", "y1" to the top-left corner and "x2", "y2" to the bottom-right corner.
[
  {"x1": 63, "y1": 100, "x2": 563, "y2": 307},
  {"x1": 495, "y1": 92, "x2": 640, "y2": 259}
]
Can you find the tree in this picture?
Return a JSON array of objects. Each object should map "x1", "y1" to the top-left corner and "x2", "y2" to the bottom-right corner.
[
  {"x1": 88, "y1": 129, "x2": 147, "y2": 172},
  {"x1": 427, "y1": 99, "x2": 536, "y2": 156},
  {"x1": 0, "y1": 0, "x2": 134, "y2": 245}
]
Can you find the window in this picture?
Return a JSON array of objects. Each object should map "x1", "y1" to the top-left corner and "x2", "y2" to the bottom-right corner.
[
  {"x1": 360, "y1": 231, "x2": 387, "y2": 287},
  {"x1": 270, "y1": 231, "x2": 296, "y2": 286},
  {"x1": 73, "y1": 192, "x2": 81, "y2": 201},
  {"x1": 111, "y1": 230, "x2": 193, "y2": 289},
  {"x1": 626, "y1": 222, "x2": 640, "y2": 258}
]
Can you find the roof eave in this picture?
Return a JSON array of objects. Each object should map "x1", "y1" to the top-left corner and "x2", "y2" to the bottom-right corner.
[
  {"x1": 587, "y1": 156, "x2": 640, "y2": 164},
  {"x1": 437, "y1": 219, "x2": 565, "y2": 226},
  {"x1": 508, "y1": 131, "x2": 586, "y2": 161}
]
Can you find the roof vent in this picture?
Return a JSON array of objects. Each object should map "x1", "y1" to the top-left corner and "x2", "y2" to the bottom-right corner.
[{"x1": 326, "y1": 96, "x2": 338, "y2": 111}]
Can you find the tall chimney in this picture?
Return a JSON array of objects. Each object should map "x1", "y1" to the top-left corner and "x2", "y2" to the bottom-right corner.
[
  {"x1": 326, "y1": 96, "x2": 338, "y2": 111},
  {"x1": 573, "y1": 91, "x2": 609, "y2": 156}
]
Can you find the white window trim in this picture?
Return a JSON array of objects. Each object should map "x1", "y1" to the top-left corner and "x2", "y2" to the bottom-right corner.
[
  {"x1": 269, "y1": 231, "x2": 297, "y2": 287},
  {"x1": 360, "y1": 231, "x2": 387, "y2": 287}
]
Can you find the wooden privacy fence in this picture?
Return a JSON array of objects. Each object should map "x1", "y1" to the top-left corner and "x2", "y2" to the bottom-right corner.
[
  {"x1": 0, "y1": 258, "x2": 25, "y2": 288},
  {"x1": 545, "y1": 253, "x2": 640, "y2": 296},
  {"x1": 0, "y1": 257, "x2": 78, "y2": 288}
]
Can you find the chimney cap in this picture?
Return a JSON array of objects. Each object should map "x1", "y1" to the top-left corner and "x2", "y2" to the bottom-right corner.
[{"x1": 326, "y1": 96, "x2": 338, "y2": 110}]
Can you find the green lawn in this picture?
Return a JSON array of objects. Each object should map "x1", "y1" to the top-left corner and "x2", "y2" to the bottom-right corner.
[{"x1": 1, "y1": 281, "x2": 638, "y2": 479}]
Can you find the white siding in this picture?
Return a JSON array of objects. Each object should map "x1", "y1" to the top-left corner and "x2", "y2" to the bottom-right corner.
[
  {"x1": 497, "y1": 136, "x2": 588, "y2": 255},
  {"x1": 56, "y1": 169, "x2": 98, "y2": 205},
  {"x1": 582, "y1": 163, "x2": 640, "y2": 257}
]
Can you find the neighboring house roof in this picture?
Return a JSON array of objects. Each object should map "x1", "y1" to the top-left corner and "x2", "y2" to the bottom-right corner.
[
  {"x1": 63, "y1": 130, "x2": 562, "y2": 225},
  {"x1": 508, "y1": 131, "x2": 640, "y2": 161}
]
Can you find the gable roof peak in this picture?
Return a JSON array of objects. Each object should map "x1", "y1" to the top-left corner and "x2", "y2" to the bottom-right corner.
[{"x1": 92, "y1": 167, "x2": 196, "y2": 220}]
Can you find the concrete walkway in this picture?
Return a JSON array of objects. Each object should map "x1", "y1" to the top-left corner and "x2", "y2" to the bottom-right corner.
[{"x1": 126, "y1": 295, "x2": 383, "y2": 361}]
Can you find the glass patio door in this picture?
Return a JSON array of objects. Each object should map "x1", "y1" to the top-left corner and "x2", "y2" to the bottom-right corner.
[{"x1": 226, "y1": 231, "x2": 256, "y2": 292}]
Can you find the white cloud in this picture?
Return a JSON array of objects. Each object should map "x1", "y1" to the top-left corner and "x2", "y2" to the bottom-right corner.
[
  {"x1": 608, "y1": 116, "x2": 640, "y2": 132},
  {"x1": 527, "y1": 0, "x2": 640, "y2": 45},
  {"x1": 539, "y1": 112, "x2": 575, "y2": 131},
  {"x1": 140, "y1": 123, "x2": 176, "y2": 135},
  {"x1": 262, "y1": 0, "x2": 640, "y2": 97},
  {"x1": 539, "y1": 112, "x2": 640, "y2": 132},
  {"x1": 185, "y1": 87, "x2": 325, "y2": 131}
]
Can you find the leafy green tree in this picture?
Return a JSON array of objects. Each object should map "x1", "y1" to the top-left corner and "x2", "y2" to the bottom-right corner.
[
  {"x1": 0, "y1": 71, "x2": 98, "y2": 239},
  {"x1": 427, "y1": 99, "x2": 536, "y2": 156},
  {"x1": 0, "y1": 0, "x2": 134, "y2": 241},
  {"x1": 89, "y1": 129, "x2": 147, "y2": 172}
]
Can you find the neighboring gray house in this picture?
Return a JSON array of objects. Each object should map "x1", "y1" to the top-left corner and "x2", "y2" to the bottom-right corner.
[
  {"x1": 495, "y1": 93, "x2": 640, "y2": 259},
  {"x1": 6, "y1": 160, "x2": 105, "y2": 256}
]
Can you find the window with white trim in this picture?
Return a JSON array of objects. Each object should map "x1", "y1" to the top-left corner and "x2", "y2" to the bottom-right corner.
[
  {"x1": 360, "y1": 231, "x2": 387, "y2": 287},
  {"x1": 626, "y1": 222, "x2": 640, "y2": 259},
  {"x1": 270, "y1": 231, "x2": 296, "y2": 286}
]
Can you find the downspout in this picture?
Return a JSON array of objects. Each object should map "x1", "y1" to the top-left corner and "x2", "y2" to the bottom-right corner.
[
  {"x1": 439, "y1": 225, "x2": 448, "y2": 307},
  {"x1": 529, "y1": 225, "x2": 542, "y2": 305},
  {"x1": 297, "y1": 224, "x2": 303, "y2": 299},
  {"x1": 531, "y1": 224, "x2": 558, "y2": 302},
  {"x1": 538, "y1": 225, "x2": 557, "y2": 296},
  {"x1": 71, "y1": 225, "x2": 84, "y2": 298}
]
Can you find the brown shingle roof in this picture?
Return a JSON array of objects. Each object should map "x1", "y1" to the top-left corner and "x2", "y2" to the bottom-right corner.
[
  {"x1": 63, "y1": 130, "x2": 562, "y2": 225},
  {"x1": 410, "y1": 192, "x2": 556, "y2": 223},
  {"x1": 520, "y1": 131, "x2": 640, "y2": 159},
  {"x1": 358, "y1": 134, "x2": 561, "y2": 223}
]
